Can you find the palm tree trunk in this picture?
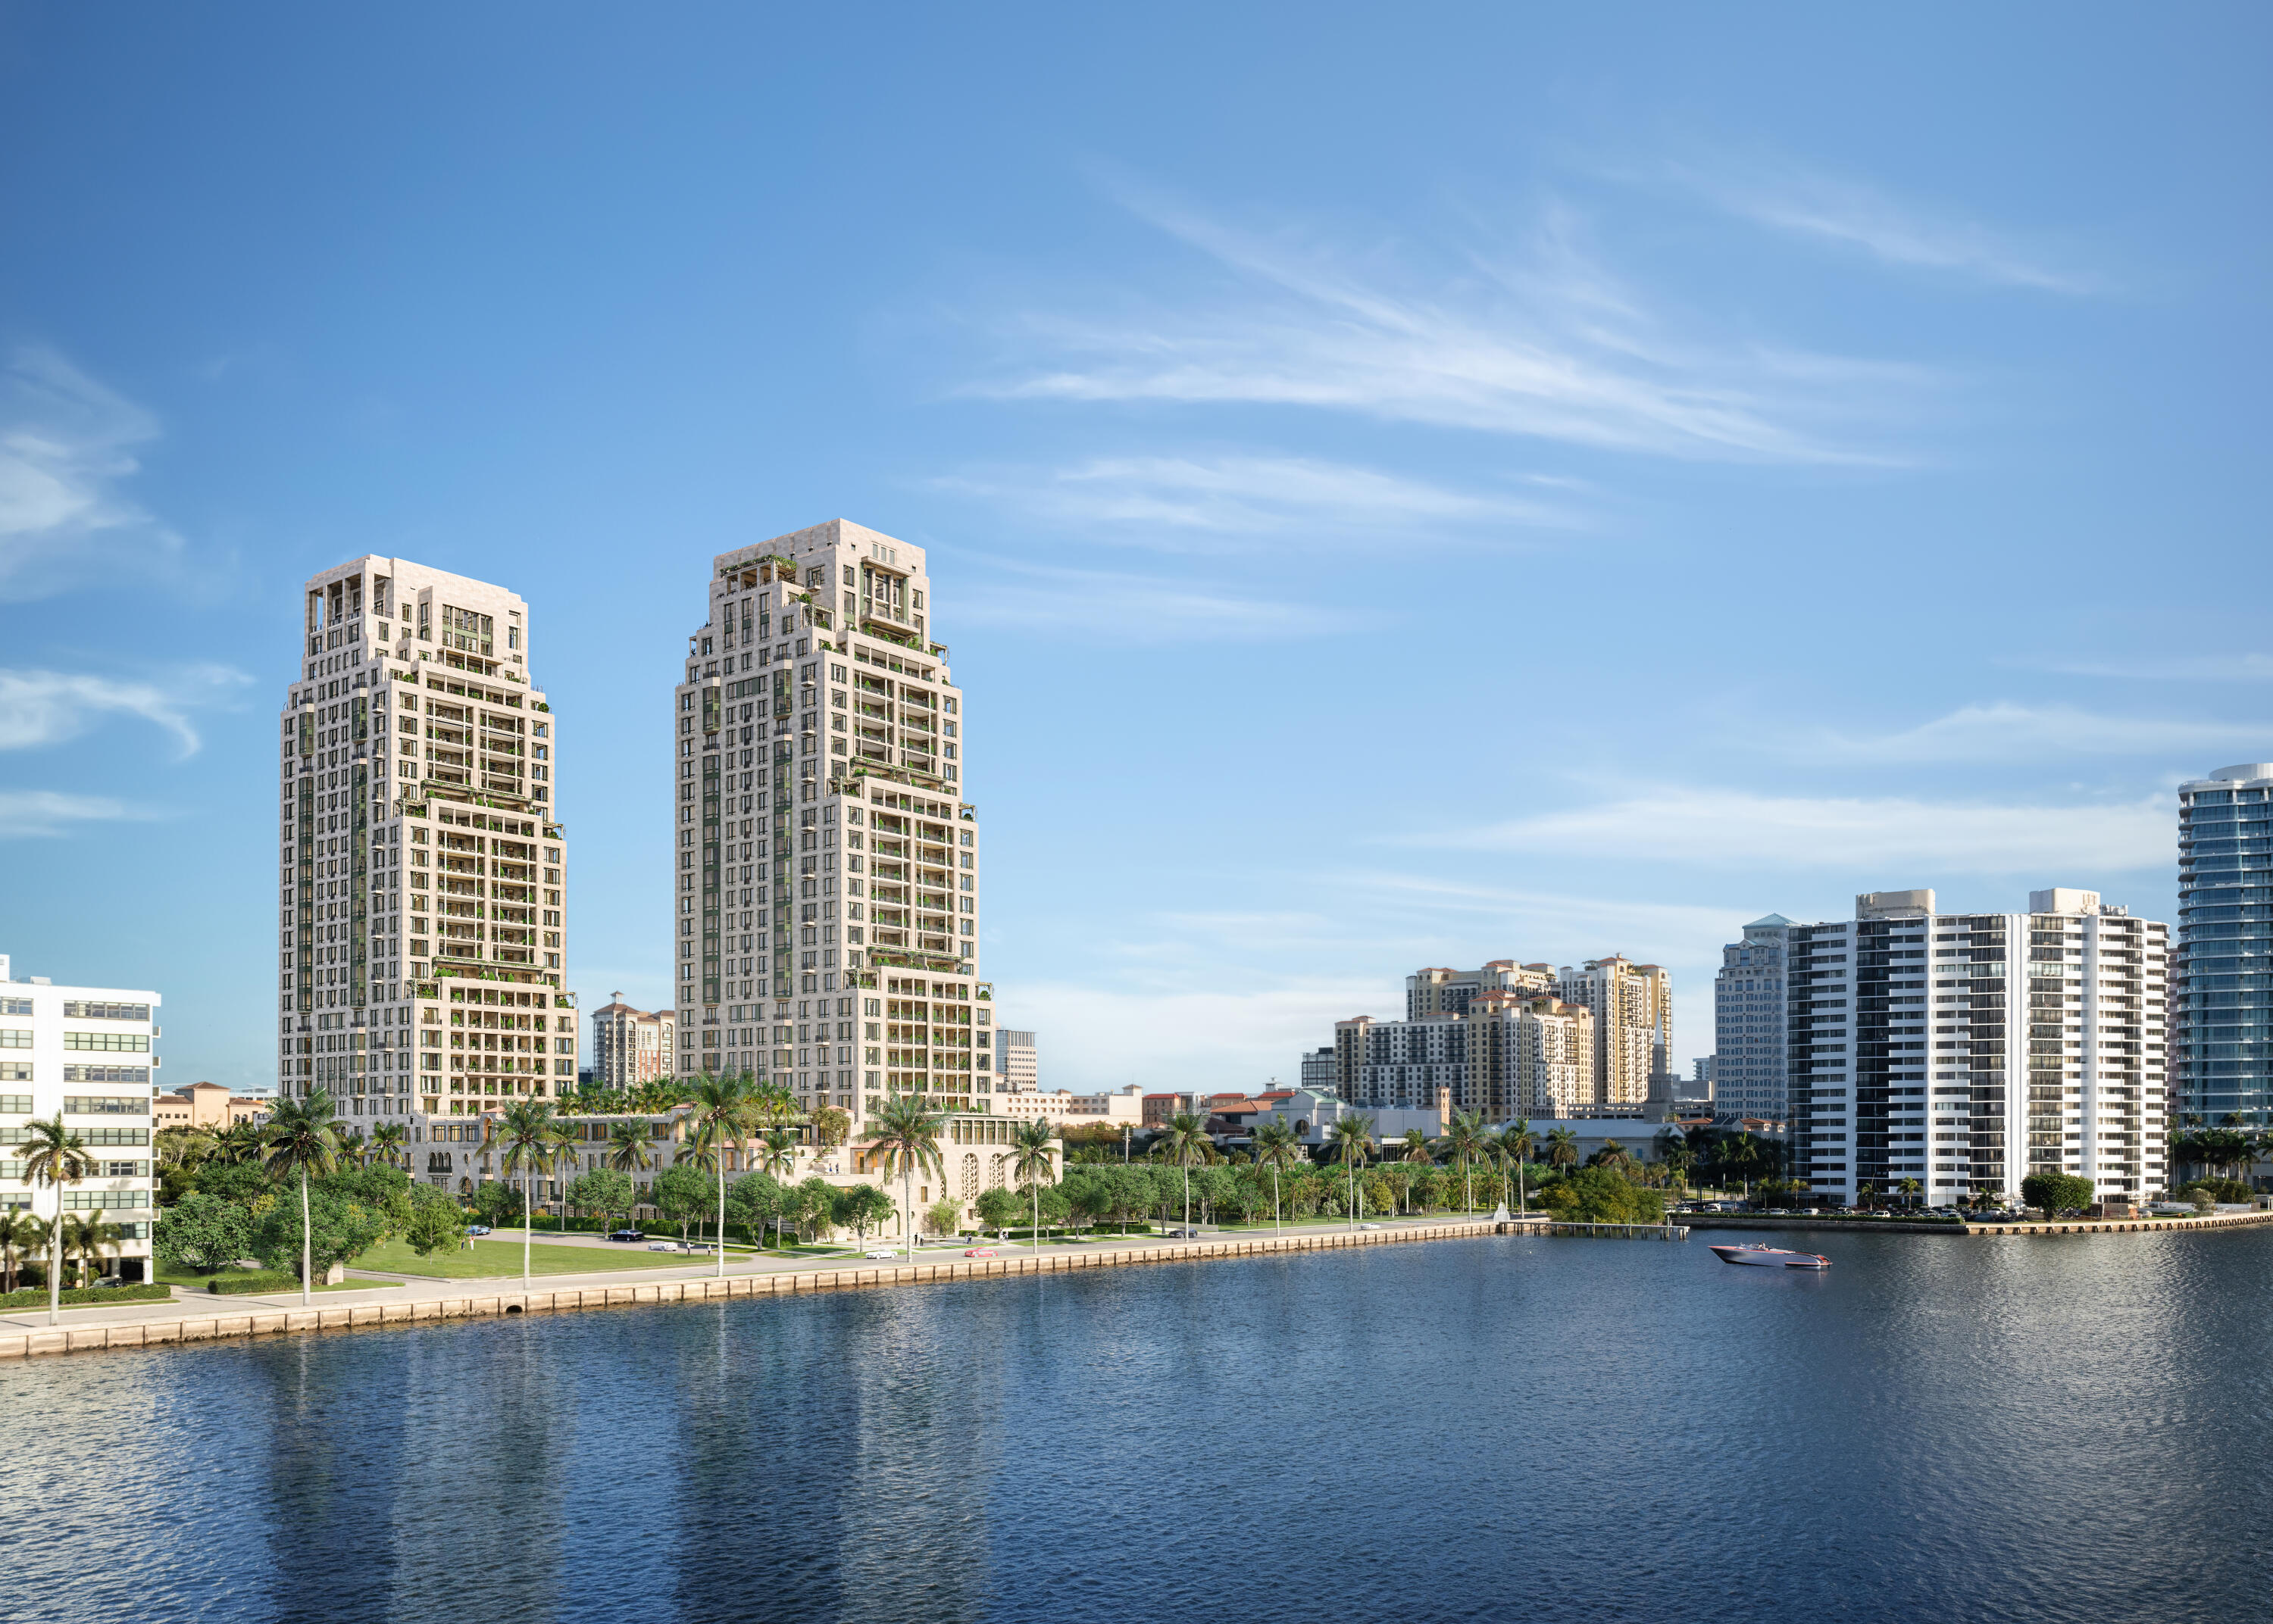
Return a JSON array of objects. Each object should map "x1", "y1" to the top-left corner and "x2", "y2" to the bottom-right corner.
[
  {"x1": 48, "y1": 1188, "x2": 64, "y2": 1326},
  {"x1": 300, "y1": 1170, "x2": 314, "y2": 1307},
  {"x1": 1273, "y1": 1166, "x2": 1281, "y2": 1233},
  {"x1": 716, "y1": 1159, "x2": 727, "y2": 1278},
  {"x1": 523, "y1": 1179, "x2": 533, "y2": 1288},
  {"x1": 904, "y1": 1166, "x2": 915, "y2": 1260}
]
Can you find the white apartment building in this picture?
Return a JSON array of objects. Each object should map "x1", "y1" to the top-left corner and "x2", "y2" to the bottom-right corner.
[
  {"x1": 1713, "y1": 915, "x2": 1793, "y2": 1120},
  {"x1": 279, "y1": 557, "x2": 577, "y2": 1127},
  {"x1": 671, "y1": 520, "x2": 990, "y2": 1128},
  {"x1": 1787, "y1": 888, "x2": 2168, "y2": 1206},
  {"x1": 994, "y1": 1029, "x2": 1037, "y2": 1092},
  {"x1": 0, "y1": 954, "x2": 160, "y2": 1281},
  {"x1": 1555, "y1": 956, "x2": 1673, "y2": 1107},
  {"x1": 591, "y1": 995, "x2": 674, "y2": 1088}
]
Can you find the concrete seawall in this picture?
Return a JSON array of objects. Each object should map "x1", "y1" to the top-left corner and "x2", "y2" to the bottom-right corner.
[
  {"x1": 0, "y1": 1219, "x2": 1515, "y2": 1362},
  {"x1": 1683, "y1": 1210, "x2": 2273, "y2": 1238}
]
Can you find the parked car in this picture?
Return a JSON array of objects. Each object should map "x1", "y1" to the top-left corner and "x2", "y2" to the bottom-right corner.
[
  {"x1": 865, "y1": 1249, "x2": 898, "y2": 1260},
  {"x1": 964, "y1": 1247, "x2": 998, "y2": 1257},
  {"x1": 1163, "y1": 1226, "x2": 1199, "y2": 1238},
  {"x1": 606, "y1": 1229, "x2": 643, "y2": 1243},
  {"x1": 467, "y1": 1224, "x2": 492, "y2": 1237}
]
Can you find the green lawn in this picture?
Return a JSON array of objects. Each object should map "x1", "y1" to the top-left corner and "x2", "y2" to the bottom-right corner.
[{"x1": 349, "y1": 1237, "x2": 709, "y2": 1279}]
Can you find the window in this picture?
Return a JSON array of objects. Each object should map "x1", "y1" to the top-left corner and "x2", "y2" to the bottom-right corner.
[
  {"x1": 64, "y1": 1001, "x2": 150, "y2": 1021},
  {"x1": 0, "y1": 1095, "x2": 31, "y2": 1113},
  {"x1": 64, "y1": 1032, "x2": 150, "y2": 1052},
  {"x1": 64, "y1": 1097, "x2": 146, "y2": 1116},
  {"x1": 0, "y1": 999, "x2": 30, "y2": 1017},
  {"x1": 0, "y1": 1030, "x2": 28, "y2": 1049}
]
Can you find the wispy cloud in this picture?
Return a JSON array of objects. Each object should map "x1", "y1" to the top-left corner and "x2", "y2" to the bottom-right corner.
[
  {"x1": 1774, "y1": 702, "x2": 2268, "y2": 764},
  {"x1": 0, "y1": 666, "x2": 250, "y2": 758},
  {"x1": 965, "y1": 186, "x2": 1928, "y2": 464},
  {"x1": 1666, "y1": 155, "x2": 2102, "y2": 294},
  {"x1": 0, "y1": 790, "x2": 154, "y2": 840},
  {"x1": 933, "y1": 453, "x2": 1583, "y2": 548},
  {"x1": 0, "y1": 348, "x2": 185, "y2": 601},
  {"x1": 2022, "y1": 652, "x2": 2273, "y2": 683},
  {"x1": 1406, "y1": 786, "x2": 2171, "y2": 873},
  {"x1": 952, "y1": 557, "x2": 1351, "y2": 642}
]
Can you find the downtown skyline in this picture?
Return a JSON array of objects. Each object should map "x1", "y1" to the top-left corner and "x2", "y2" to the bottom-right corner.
[{"x1": 1, "y1": 5, "x2": 2267, "y2": 1093}]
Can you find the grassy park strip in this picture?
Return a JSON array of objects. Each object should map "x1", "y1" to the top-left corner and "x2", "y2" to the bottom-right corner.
[{"x1": 347, "y1": 1237, "x2": 721, "y2": 1279}]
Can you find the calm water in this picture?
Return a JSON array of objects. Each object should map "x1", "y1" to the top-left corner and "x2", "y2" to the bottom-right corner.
[{"x1": 2, "y1": 1226, "x2": 2265, "y2": 1622}]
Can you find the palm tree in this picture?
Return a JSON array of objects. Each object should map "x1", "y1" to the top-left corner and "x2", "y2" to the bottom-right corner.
[
  {"x1": 155, "y1": 1123, "x2": 217, "y2": 1178},
  {"x1": 1653, "y1": 1128, "x2": 1693, "y2": 1193},
  {"x1": 1398, "y1": 1129, "x2": 1433, "y2": 1213},
  {"x1": 1154, "y1": 1112, "x2": 1218, "y2": 1234},
  {"x1": 1011, "y1": 1116, "x2": 1058, "y2": 1247},
  {"x1": 1440, "y1": 1109, "x2": 1491, "y2": 1213},
  {"x1": 485, "y1": 1099, "x2": 574, "y2": 1288},
  {"x1": 871, "y1": 1095, "x2": 947, "y2": 1260},
  {"x1": 0, "y1": 1208, "x2": 37, "y2": 1295},
  {"x1": 684, "y1": 1076, "x2": 765, "y2": 1276},
  {"x1": 61, "y1": 1211, "x2": 121, "y2": 1287},
  {"x1": 607, "y1": 1116, "x2": 657, "y2": 1229},
  {"x1": 1252, "y1": 1120, "x2": 1299, "y2": 1234},
  {"x1": 1494, "y1": 1121, "x2": 1537, "y2": 1215},
  {"x1": 261, "y1": 1090, "x2": 341, "y2": 1307},
  {"x1": 369, "y1": 1122, "x2": 408, "y2": 1170},
  {"x1": 753, "y1": 1129, "x2": 799, "y2": 1248},
  {"x1": 211, "y1": 1120, "x2": 266, "y2": 1166},
  {"x1": 335, "y1": 1127, "x2": 370, "y2": 1169},
  {"x1": 1326, "y1": 1113, "x2": 1376, "y2": 1230},
  {"x1": 1897, "y1": 1176, "x2": 1924, "y2": 1210},
  {"x1": 19, "y1": 1114, "x2": 93, "y2": 1324},
  {"x1": 1545, "y1": 1126, "x2": 1580, "y2": 1176}
]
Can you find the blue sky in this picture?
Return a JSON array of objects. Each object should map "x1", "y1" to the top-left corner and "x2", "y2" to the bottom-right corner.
[{"x1": 2, "y1": 3, "x2": 2267, "y2": 1092}]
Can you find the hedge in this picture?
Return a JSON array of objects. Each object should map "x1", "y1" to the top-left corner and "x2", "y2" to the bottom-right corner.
[
  {"x1": 0, "y1": 1282, "x2": 174, "y2": 1309},
  {"x1": 208, "y1": 1271, "x2": 305, "y2": 1295}
]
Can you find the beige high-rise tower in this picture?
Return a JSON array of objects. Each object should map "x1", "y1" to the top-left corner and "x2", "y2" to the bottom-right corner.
[
  {"x1": 1555, "y1": 956, "x2": 1672, "y2": 1107},
  {"x1": 672, "y1": 520, "x2": 987, "y2": 1126},
  {"x1": 278, "y1": 557, "x2": 575, "y2": 1124}
]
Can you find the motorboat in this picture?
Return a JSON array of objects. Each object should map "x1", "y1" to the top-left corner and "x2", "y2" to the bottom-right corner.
[{"x1": 1709, "y1": 1242, "x2": 1831, "y2": 1270}]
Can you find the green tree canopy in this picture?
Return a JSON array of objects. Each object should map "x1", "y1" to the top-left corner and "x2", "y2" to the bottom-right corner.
[
  {"x1": 651, "y1": 1163, "x2": 712, "y2": 1236},
  {"x1": 402, "y1": 1188, "x2": 468, "y2": 1257},
  {"x1": 567, "y1": 1167, "x2": 636, "y2": 1223},
  {"x1": 2020, "y1": 1172, "x2": 2097, "y2": 1213},
  {"x1": 833, "y1": 1182, "x2": 896, "y2": 1243},
  {"x1": 974, "y1": 1185, "x2": 1023, "y2": 1237},
  {"x1": 251, "y1": 1185, "x2": 392, "y2": 1280},
  {"x1": 1537, "y1": 1166, "x2": 1667, "y2": 1225},
  {"x1": 153, "y1": 1191, "x2": 255, "y2": 1276}
]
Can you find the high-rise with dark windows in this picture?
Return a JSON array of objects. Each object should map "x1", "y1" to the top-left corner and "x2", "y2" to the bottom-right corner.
[{"x1": 2176, "y1": 763, "x2": 2273, "y2": 1128}]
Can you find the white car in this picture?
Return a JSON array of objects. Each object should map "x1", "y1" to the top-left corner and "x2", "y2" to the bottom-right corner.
[{"x1": 864, "y1": 1248, "x2": 898, "y2": 1260}]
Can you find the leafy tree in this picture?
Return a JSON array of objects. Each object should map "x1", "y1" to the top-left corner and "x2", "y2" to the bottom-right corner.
[
  {"x1": 470, "y1": 1179, "x2": 524, "y2": 1232},
  {"x1": 1538, "y1": 1166, "x2": 1665, "y2": 1225},
  {"x1": 2178, "y1": 1176, "x2": 2253, "y2": 1204},
  {"x1": 810, "y1": 1107, "x2": 852, "y2": 1150},
  {"x1": 975, "y1": 1185, "x2": 1023, "y2": 1240},
  {"x1": 1065, "y1": 1176, "x2": 1114, "y2": 1237},
  {"x1": 652, "y1": 1163, "x2": 712, "y2": 1242},
  {"x1": 402, "y1": 1191, "x2": 467, "y2": 1257},
  {"x1": 795, "y1": 1176, "x2": 841, "y2": 1244},
  {"x1": 871, "y1": 1095, "x2": 948, "y2": 1260},
  {"x1": 154, "y1": 1191, "x2": 255, "y2": 1276},
  {"x1": 1031, "y1": 1184, "x2": 1071, "y2": 1236},
  {"x1": 833, "y1": 1183, "x2": 896, "y2": 1246},
  {"x1": 726, "y1": 1171, "x2": 785, "y2": 1246},
  {"x1": 194, "y1": 1158, "x2": 274, "y2": 1207},
  {"x1": 251, "y1": 1183, "x2": 390, "y2": 1281},
  {"x1": 923, "y1": 1198, "x2": 962, "y2": 1239},
  {"x1": 18, "y1": 1113, "x2": 92, "y2": 1325},
  {"x1": 567, "y1": 1168, "x2": 635, "y2": 1229},
  {"x1": 2019, "y1": 1172, "x2": 2096, "y2": 1214}
]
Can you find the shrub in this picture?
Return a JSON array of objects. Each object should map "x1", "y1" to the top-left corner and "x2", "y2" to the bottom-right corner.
[
  {"x1": 2178, "y1": 1177, "x2": 2253, "y2": 1204},
  {"x1": 0, "y1": 1282, "x2": 173, "y2": 1310},
  {"x1": 209, "y1": 1271, "x2": 302, "y2": 1295},
  {"x1": 1537, "y1": 1166, "x2": 1668, "y2": 1225}
]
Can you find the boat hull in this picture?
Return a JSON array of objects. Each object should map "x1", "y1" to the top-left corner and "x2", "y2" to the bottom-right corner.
[{"x1": 1711, "y1": 1243, "x2": 1831, "y2": 1270}]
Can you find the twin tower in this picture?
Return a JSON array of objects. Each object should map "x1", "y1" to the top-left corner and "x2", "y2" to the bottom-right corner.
[{"x1": 277, "y1": 518, "x2": 990, "y2": 1141}]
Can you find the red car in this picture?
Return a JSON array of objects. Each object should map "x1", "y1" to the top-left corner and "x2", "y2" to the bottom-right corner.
[{"x1": 964, "y1": 1246, "x2": 998, "y2": 1257}]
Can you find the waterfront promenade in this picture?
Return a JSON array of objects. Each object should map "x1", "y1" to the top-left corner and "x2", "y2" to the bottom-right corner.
[{"x1": 0, "y1": 1214, "x2": 1518, "y2": 1360}]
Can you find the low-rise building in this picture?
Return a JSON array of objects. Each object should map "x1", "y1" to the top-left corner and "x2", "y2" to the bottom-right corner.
[
  {"x1": 0, "y1": 953, "x2": 161, "y2": 1281},
  {"x1": 152, "y1": 1081, "x2": 271, "y2": 1131},
  {"x1": 993, "y1": 1084, "x2": 1144, "y2": 1128}
]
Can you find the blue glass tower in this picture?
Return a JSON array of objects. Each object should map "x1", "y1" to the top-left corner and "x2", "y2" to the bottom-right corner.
[{"x1": 2177, "y1": 763, "x2": 2273, "y2": 1127}]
